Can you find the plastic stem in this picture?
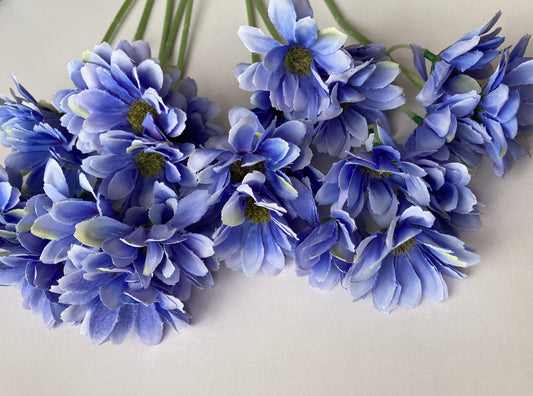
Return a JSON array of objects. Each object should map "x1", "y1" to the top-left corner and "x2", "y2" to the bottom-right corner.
[
  {"x1": 177, "y1": 0, "x2": 193, "y2": 74},
  {"x1": 102, "y1": 0, "x2": 135, "y2": 43},
  {"x1": 160, "y1": 0, "x2": 188, "y2": 66},
  {"x1": 246, "y1": 0, "x2": 261, "y2": 63},
  {"x1": 323, "y1": 0, "x2": 371, "y2": 45},
  {"x1": 159, "y1": 0, "x2": 175, "y2": 60},
  {"x1": 134, "y1": 0, "x2": 155, "y2": 41}
]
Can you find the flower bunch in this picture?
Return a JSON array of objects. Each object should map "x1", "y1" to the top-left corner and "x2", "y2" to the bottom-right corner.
[{"x1": 0, "y1": 0, "x2": 532, "y2": 344}]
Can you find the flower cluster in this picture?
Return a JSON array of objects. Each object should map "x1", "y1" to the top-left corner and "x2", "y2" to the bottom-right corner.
[
  {"x1": 1, "y1": 0, "x2": 532, "y2": 343},
  {"x1": 0, "y1": 41, "x2": 221, "y2": 345}
]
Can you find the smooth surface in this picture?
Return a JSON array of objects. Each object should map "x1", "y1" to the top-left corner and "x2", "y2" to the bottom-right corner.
[{"x1": 0, "y1": 1, "x2": 532, "y2": 395}]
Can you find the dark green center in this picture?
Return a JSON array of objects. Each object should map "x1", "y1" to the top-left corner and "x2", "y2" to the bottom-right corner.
[
  {"x1": 127, "y1": 100, "x2": 158, "y2": 133},
  {"x1": 391, "y1": 238, "x2": 416, "y2": 256},
  {"x1": 135, "y1": 152, "x2": 166, "y2": 177},
  {"x1": 229, "y1": 160, "x2": 265, "y2": 183},
  {"x1": 284, "y1": 46, "x2": 313, "y2": 76},
  {"x1": 244, "y1": 197, "x2": 271, "y2": 223},
  {"x1": 361, "y1": 167, "x2": 391, "y2": 179}
]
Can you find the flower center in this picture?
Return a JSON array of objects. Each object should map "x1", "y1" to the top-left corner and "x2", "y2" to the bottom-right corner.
[
  {"x1": 244, "y1": 197, "x2": 271, "y2": 223},
  {"x1": 361, "y1": 167, "x2": 391, "y2": 179},
  {"x1": 391, "y1": 238, "x2": 417, "y2": 255},
  {"x1": 284, "y1": 46, "x2": 313, "y2": 76},
  {"x1": 135, "y1": 152, "x2": 166, "y2": 177},
  {"x1": 127, "y1": 100, "x2": 158, "y2": 133},
  {"x1": 229, "y1": 160, "x2": 265, "y2": 183}
]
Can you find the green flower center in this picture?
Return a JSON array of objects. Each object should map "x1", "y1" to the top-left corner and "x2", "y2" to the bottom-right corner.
[
  {"x1": 284, "y1": 46, "x2": 313, "y2": 76},
  {"x1": 391, "y1": 238, "x2": 417, "y2": 256},
  {"x1": 244, "y1": 197, "x2": 271, "y2": 223},
  {"x1": 135, "y1": 152, "x2": 166, "y2": 177},
  {"x1": 229, "y1": 160, "x2": 265, "y2": 183},
  {"x1": 127, "y1": 100, "x2": 158, "y2": 133},
  {"x1": 361, "y1": 167, "x2": 391, "y2": 179}
]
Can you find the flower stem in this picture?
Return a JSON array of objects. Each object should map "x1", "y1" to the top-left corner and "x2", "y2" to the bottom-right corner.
[
  {"x1": 134, "y1": 0, "x2": 155, "y2": 41},
  {"x1": 177, "y1": 0, "x2": 193, "y2": 74},
  {"x1": 246, "y1": 0, "x2": 261, "y2": 63},
  {"x1": 400, "y1": 105, "x2": 423, "y2": 125},
  {"x1": 160, "y1": 0, "x2": 188, "y2": 66},
  {"x1": 159, "y1": 0, "x2": 175, "y2": 60},
  {"x1": 385, "y1": 44, "x2": 411, "y2": 56},
  {"x1": 323, "y1": 0, "x2": 371, "y2": 45},
  {"x1": 397, "y1": 62, "x2": 425, "y2": 90},
  {"x1": 251, "y1": 0, "x2": 284, "y2": 43},
  {"x1": 102, "y1": 0, "x2": 135, "y2": 43}
]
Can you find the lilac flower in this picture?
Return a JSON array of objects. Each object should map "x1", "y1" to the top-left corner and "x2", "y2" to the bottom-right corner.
[
  {"x1": 313, "y1": 44, "x2": 405, "y2": 157},
  {"x1": 53, "y1": 41, "x2": 187, "y2": 153},
  {"x1": 414, "y1": 12, "x2": 504, "y2": 107},
  {"x1": 344, "y1": 206, "x2": 479, "y2": 312},
  {"x1": 235, "y1": 0, "x2": 352, "y2": 120},
  {"x1": 316, "y1": 125, "x2": 429, "y2": 231},
  {"x1": 213, "y1": 172, "x2": 297, "y2": 276},
  {"x1": 295, "y1": 209, "x2": 359, "y2": 290}
]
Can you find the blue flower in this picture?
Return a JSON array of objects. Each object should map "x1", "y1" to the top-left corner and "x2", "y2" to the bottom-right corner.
[
  {"x1": 81, "y1": 132, "x2": 196, "y2": 209},
  {"x1": 54, "y1": 245, "x2": 190, "y2": 345},
  {"x1": 313, "y1": 44, "x2": 405, "y2": 157},
  {"x1": 213, "y1": 171, "x2": 297, "y2": 276},
  {"x1": 343, "y1": 206, "x2": 479, "y2": 312},
  {"x1": 167, "y1": 77, "x2": 223, "y2": 146},
  {"x1": 316, "y1": 125, "x2": 429, "y2": 232},
  {"x1": 0, "y1": 255, "x2": 65, "y2": 328},
  {"x1": 295, "y1": 209, "x2": 359, "y2": 290},
  {"x1": 23, "y1": 159, "x2": 216, "y2": 344},
  {"x1": 413, "y1": 159, "x2": 481, "y2": 234},
  {"x1": 0, "y1": 78, "x2": 71, "y2": 194},
  {"x1": 414, "y1": 12, "x2": 504, "y2": 107},
  {"x1": 53, "y1": 41, "x2": 187, "y2": 153},
  {"x1": 235, "y1": 0, "x2": 352, "y2": 120},
  {"x1": 189, "y1": 107, "x2": 308, "y2": 205}
]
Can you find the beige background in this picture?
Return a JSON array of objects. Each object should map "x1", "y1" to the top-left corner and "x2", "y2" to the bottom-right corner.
[{"x1": 0, "y1": 1, "x2": 532, "y2": 395}]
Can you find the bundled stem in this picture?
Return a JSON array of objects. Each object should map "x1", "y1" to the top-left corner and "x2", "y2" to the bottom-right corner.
[
  {"x1": 159, "y1": 0, "x2": 175, "y2": 60},
  {"x1": 134, "y1": 0, "x2": 155, "y2": 41},
  {"x1": 102, "y1": 0, "x2": 135, "y2": 43},
  {"x1": 177, "y1": 0, "x2": 194, "y2": 74},
  {"x1": 246, "y1": 0, "x2": 261, "y2": 63},
  {"x1": 160, "y1": 0, "x2": 189, "y2": 66}
]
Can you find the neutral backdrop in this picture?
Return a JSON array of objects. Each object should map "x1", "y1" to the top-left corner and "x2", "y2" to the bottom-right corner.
[{"x1": 0, "y1": 1, "x2": 532, "y2": 395}]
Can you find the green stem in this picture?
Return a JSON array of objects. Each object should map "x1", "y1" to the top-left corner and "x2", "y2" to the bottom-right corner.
[
  {"x1": 159, "y1": 0, "x2": 175, "y2": 60},
  {"x1": 251, "y1": 0, "x2": 284, "y2": 43},
  {"x1": 400, "y1": 105, "x2": 423, "y2": 125},
  {"x1": 134, "y1": 0, "x2": 155, "y2": 41},
  {"x1": 160, "y1": 0, "x2": 188, "y2": 66},
  {"x1": 246, "y1": 0, "x2": 261, "y2": 63},
  {"x1": 102, "y1": 0, "x2": 135, "y2": 43},
  {"x1": 323, "y1": 0, "x2": 371, "y2": 45},
  {"x1": 385, "y1": 44, "x2": 411, "y2": 56},
  {"x1": 397, "y1": 62, "x2": 425, "y2": 90},
  {"x1": 177, "y1": 0, "x2": 193, "y2": 74}
]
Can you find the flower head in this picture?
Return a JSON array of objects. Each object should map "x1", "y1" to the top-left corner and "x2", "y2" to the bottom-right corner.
[
  {"x1": 235, "y1": 0, "x2": 352, "y2": 120},
  {"x1": 344, "y1": 206, "x2": 479, "y2": 312}
]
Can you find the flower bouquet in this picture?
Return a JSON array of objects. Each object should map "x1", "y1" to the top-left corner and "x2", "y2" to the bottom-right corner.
[{"x1": 0, "y1": 0, "x2": 531, "y2": 345}]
